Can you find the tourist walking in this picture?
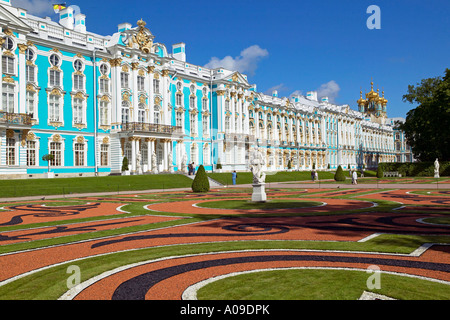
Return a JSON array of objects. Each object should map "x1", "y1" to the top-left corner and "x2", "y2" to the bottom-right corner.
[
  {"x1": 232, "y1": 170, "x2": 237, "y2": 185},
  {"x1": 311, "y1": 170, "x2": 315, "y2": 182},
  {"x1": 352, "y1": 170, "x2": 358, "y2": 185}
]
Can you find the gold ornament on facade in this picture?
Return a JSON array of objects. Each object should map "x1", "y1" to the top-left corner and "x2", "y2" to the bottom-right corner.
[
  {"x1": 162, "y1": 69, "x2": 170, "y2": 77},
  {"x1": 128, "y1": 19, "x2": 154, "y2": 54},
  {"x1": 3, "y1": 50, "x2": 14, "y2": 57},
  {"x1": 3, "y1": 28, "x2": 14, "y2": 37},
  {"x1": 76, "y1": 136, "x2": 85, "y2": 143},
  {"x1": 139, "y1": 95, "x2": 147, "y2": 104},
  {"x1": 122, "y1": 92, "x2": 130, "y2": 101},
  {"x1": 26, "y1": 131, "x2": 36, "y2": 141},
  {"x1": 232, "y1": 73, "x2": 239, "y2": 82},
  {"x1": 6, "y1": 129, "x2": 14, "y2": 138},
  {"x1": 50, "y1": 88, "x2": 62, "y2": 96},
  {"x1": 100, "y1": 95, "x2": 110, "y2": 102},
  {"x1": 17, "y1": 44, "x2": 27, "y2": 54},
  {"x1": 108, "y1": 58, "x2": 122, "y2": 67},
  {"x1": 216, "y1": 90, "x2": 225, "y2": 96},
  {"x1": 138, "y1": 69, "x2": 145, "y2": 76},
  {"x1": 3, "y1": 75, "x2": 14, "y2": 83},
  {"x1": 121, "y1": 65, "x2": 129, "y2": 73},
  {"x1": 102, "y1": 137, "x2": 110, "y2": 144},
  {"x1": 52, "y1": 134, "x2": 62, "y2": 142},
  {"x1": 147, "y1": 66, "x2": 155, "y2": 73},
  {"x1": 131, "y1": 62, "x2": 139, "y2": 70}
]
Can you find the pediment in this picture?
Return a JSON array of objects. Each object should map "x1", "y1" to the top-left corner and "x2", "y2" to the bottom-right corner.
[
  {"x1": 223, "y1": 71, "x2": 250, "y2": 87},
  {"x1": 0, "y1": 5, "x2": 33, "y2": 34}
]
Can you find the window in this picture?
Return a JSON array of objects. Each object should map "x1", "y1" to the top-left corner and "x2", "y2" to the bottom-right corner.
[
  {"x1": 154, "y1": 111, "x2": 160, "y2": 124},
  {"x1": 190, "y1": 144, "x2": 197, "y2": 165},
  {"x1": 3, "y1": 37, "x2": 14, "y2": 51},
  {"x1": 203, "y1": 144, "x2": 210, "y2": 165},
  {"x1": 49, "y1": 142, "x2": 62, "y2": 166},
  {"x1": 138, "y1": 103, "x2": 145, "y2": 123},
  {"x1": 74, "y1": 143, "x2": 85, "y2": 166},
  {"x1": 121, "y1": 101, "x2": 130, "y2": 123},
  {"x1": 26, "y1": 91, "x2": 35, "y2": 115},
  {"x1": 99, "y1": 78, "x2": 109, "y2": 93},
  {"x1": 176, "y1": 112, "x2": 183, "y2": 127},
  {"x1": 99, "y1": 101, "x2": 109, "y2": 125},
  {"x1": 120, "y1": 72, "x2": 129, "y2": 88},
  {"x1": 190, "y1": 113, "x2": 197, "y2": 134},
  {"x1": 27, "y1": 140, "x2": 37, "y2": 166},
  {"x1": 225, "y1": 116, "x2": 230, "y2": 131},
  {"x1": 99, "y1": 63, "x2": 108, "y2": 76},
  {"x1": 100, "y1": 144, "x2": 109, "y2": 166},
  {"x1": 2, "y1": 84, "x2": 14, "y2": 113},
  {"x1": 73, "y1": 74, "x2": 84, "y2": 91},
  {"x1": 202, "y1": 115, "x2": 209, "y2": 135},
  {"x1": 176, "y1": 93, "x2": 182, "y2": 106},
  {"x1": 49, "y1": 54, "x2": 60, "y2": 67},
  {"x1": 49, "y1": 69, "x2": 61, "y2": 86},
  {"x1": 202, "y1": 98, "x2": 208, "y2": 111},
  {"x1": 153, "y1": 79, "x2": 159, "y2": 94},
  {"x1": 26, "y1": 65, "x2": 36, "y2": 82},
  {"x1": 6, "y1": 138, "x2": 15, "y2": 166},
  {"x1": 73, "y1": 59, "x2": 83, "y2": 71},
  {"x1": 25, "y1": 48, "x2": 34, "y2": 61},
  {"x1": 225, "y1": 100, "x2": 230, "y2": 112},
  {"x1": 189, "y1": 96, "x2": 195, "y2": 109},
  {"x1": 137, "y1": 76, "x2": 145, "y2": 91},
  {"x1": 2, "y1": 56, "x2": 15, "y2": 74},
  {"x1": 73, "y1": 98, "x2": 84, "y2": 124},
  {"x1": 49, "y1": 94, "x2": 61, "y2": 122}
]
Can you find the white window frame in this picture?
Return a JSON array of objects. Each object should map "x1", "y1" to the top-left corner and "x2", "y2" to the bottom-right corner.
[{"x1": 73, "y1": 97, "x2": 85, "y2": 125}]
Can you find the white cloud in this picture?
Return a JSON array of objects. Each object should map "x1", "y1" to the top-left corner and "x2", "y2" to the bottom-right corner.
[
  {"x1": 316, "y1": 80, "x2": 340, "y2": 103},
  {"x1": 12, "y1": 0, "x2": 55, "y2": 16},
  {"x1": 289, "y1": 89, "x2": 303, "y2": 97},
  {"x1": 264, "y1": 83, "x2": 288, "y2": 95},
  {"x1": 204, "y1": 45, "x2": 268, "y2": 76}
]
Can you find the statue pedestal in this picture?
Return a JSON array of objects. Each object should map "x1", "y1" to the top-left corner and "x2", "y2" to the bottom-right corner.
[{"x1": 252, "y1": 183, "x2": 267, "y2": 202}]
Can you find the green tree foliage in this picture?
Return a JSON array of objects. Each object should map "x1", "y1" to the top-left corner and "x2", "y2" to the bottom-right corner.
[
  {"x1": 122, "y1": 157, "x2": 129, "y2": 171},
  {"x1": 42, "y1": 154, "x2": 54, "y2": 172},
  {"x1": 334, "y1": 165, "x2": 346, "y2": 181},
  {"x1": 397, "y1": 68, "x2": 450, "y2": 161},
  {"x1": 191, "y1": 164, "x2": 210, "y2": 192},
  {"x1": 376, "y1": 166, "x2": 384, "y2": 178}
]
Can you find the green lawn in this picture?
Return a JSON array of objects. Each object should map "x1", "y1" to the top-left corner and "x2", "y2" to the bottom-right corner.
[
  {"x1": 0, "y1": 174, "x2": 193, "y2": 198},
  {"x1": 208, "y1": 171, "x2": 336, "y2": 185},
  {"x1": 197, "y1": 269, "x2": 450, "y2": 300},
  {"x1": 195, "y1": 199, "x2": 323, "y2": 210}
]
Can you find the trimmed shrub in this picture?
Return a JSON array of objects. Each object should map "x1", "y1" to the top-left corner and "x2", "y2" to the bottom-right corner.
[
  {"x1": 122, "y1": 157, "x2": 129, "y2": 171},
  {"x1": 378, "y1": 161, "x2": 449, "y2": 177},
  {"x1": 334, "y1": 165, "x2": 346, "y2": 181},
  {"x1": 376, "y1": 166, "x2": 383, "y2": 178},
  {"x1": 192, "y1": 165, "x2": 210, "y2": 192}
]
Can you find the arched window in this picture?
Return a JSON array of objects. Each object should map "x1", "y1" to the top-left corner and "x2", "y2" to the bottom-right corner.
[{"x1": 121, "y1": 101, "x2": 130, "y2": 123}]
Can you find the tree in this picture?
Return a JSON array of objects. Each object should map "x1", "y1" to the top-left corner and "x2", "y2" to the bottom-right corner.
[
  {"x1": 42, "y1": 154, "x2": 54, "y2": 173},
  {"x1": 376, "y1": 166, "x2": 384, "y2": 179},
  {"x1": 122, "y1": 157, "x2": 129, "y2": 172},
  {"x1": 397, "y1": 68, "x2": 450, "y2": 161},
  {"x1": 191, "y1": 165, "x2": 210, "y2": 192},
  {"x1": 334, "y1": 165, "x2": 346, "y2": 181}
]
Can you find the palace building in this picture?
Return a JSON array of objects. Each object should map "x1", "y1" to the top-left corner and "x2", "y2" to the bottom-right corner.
[{"x1": 0, "y1": 1, "x2": 411, "y2": 178}]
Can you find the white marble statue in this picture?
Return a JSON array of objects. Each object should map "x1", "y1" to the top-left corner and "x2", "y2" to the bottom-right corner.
[
  {"x1": 168, "y1": 151, "x2": 174, "y2": 173},
  {"x1": 151, "y1": 151, "x2": 157, "y2": 173},
  {"x1": 181, "y1": 152, "x2": 188, "y2": 173},
  {"x1": 434, "y1": 158, "x2": 440, "y2": 178},
  {"x1": 249, "y1": 147, "x2": 266, "y2": 184},
  {"x1": 136, "y1": 151, "x2": 142, "y2": 174}
]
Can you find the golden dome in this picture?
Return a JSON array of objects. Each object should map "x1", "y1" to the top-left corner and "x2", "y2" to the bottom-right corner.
[
  {"x1": 380, "y1": 91, "x2": 388, "y2": 105},
  {"x1": 365, "y1": 82, "x2": 379, "y2": 100},
  {"x1": 357, "y1": 90, "x2": 366, "y2": 105}
]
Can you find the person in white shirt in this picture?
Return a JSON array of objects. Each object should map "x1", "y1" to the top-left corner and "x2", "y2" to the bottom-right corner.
[{"x1": 352, "y1": 170, "x2": 358, "y2": 185}]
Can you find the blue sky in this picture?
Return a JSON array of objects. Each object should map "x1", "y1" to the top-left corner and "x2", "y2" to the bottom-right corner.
[{"x1": 12, "y1": 0, "x2": 450, "y2": 118}]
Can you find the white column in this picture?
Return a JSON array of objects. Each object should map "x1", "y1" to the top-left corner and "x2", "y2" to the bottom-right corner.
[
  {"x1": 130, "y1": 137, "x2": 136, "y2": 173},
  {"x1": 18, "y1": 45, "x2": 26, "y2": 114}
]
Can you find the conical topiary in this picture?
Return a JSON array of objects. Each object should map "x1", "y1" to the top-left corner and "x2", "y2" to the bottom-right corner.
[
  {"x1": 191, "y1": 164, "x2": 210, "y2": 192},
  {"x1": 334, "y1": 165, "x2": 346, "y2": 181},
  {"x1": 376, "y1": 166, "x2": 384, "y2": 178}
]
